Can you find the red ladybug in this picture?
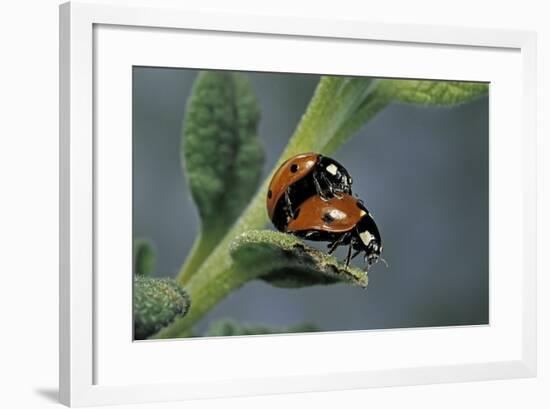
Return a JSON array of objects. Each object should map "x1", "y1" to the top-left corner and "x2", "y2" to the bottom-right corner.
[
  {"x1": 267, "y1": 153, "x2": 353, "y2": 231},
  {"x1": 286, "y1": 194, "x2": 383, "y2": 270}
]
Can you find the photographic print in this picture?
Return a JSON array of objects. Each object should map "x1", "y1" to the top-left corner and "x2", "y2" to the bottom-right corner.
[{"x1": 132, "y1": 68, "x2": 489, "y2": 340}]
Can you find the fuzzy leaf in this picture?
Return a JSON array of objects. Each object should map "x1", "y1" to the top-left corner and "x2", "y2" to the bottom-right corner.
[
  {"x1": 377, "y1": 79, "x2": 488, "y2": 106},
  {"x1": 323, "y1": 79, "x2": 488, "y2": 153},
  {"x1": 179, "y1": 71, "x2": 265, "y2": 281},
  {"x1": 133, "y1": 277, "x2": 190, "y2": 340},
  {"x1": 229, "y1": 230, "x2": 368, "y2": 288},
  {"x1": 182, "y1": 71, "x2": 264, "y2": 234},
  {"x1": 204, "y1": 318, "x2": 320, "y2": 337},
  {"x1": 133, "y1": 238, "x2": 156, "y2": 277}
]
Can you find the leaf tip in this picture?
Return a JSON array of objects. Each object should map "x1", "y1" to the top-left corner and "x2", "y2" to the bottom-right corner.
[{"x1": 230, "y1": 230, "x2": 368, "y2": 289}]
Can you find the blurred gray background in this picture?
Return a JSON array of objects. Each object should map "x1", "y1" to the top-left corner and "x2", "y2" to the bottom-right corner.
[{"x1": 133, "y1": 67, "x2": 489, "y2": 334}]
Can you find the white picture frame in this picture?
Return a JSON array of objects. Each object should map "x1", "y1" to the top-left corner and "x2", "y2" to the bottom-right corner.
[{"x1": 59, "y1": 1, "x2": 537, "y2": 406}]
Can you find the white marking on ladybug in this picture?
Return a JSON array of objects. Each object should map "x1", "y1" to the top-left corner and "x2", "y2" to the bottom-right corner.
[
  {"x1": 326, "y1": 164, "x2": 338, "y2": 175},
  {"x1": 329, "y1": 209, "x2": 346, "y2": 220},
  {"x1": 359, "y1": 230, "x2": 374, "y2": 246}
]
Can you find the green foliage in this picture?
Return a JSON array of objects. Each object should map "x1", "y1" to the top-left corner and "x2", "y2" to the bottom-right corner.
[
  {"x1": 323, "y1": 79, "x2": 488, "y2": 153},
  {"x1": 204, "y1": 318, "x2": 320, "y2": 337},
  {"x1": 133, "y1": 238, "x2": 156, "y2": 277},
  {"x1": 133, "y1": 276, "x2": 190, "y2": 340},
  {"x1": 230, "y1": 230, "x2": 368, "y2": 288},
  {"x1": 377, "y1": 79, "x2": 488, "y2": 106},
  {"x1": 147, "y1": 73, "x2": 489, "y2": 339},
  {"x1": 180, "y1": 71, "x2": 264, "y2": 282},
  {"x1": 287, "y1": 76, "x2": 377, "y2": 155}
]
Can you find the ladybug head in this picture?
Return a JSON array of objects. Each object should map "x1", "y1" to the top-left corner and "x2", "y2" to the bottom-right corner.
[
  {"x1": 317, "y1": 156, "x2": 353, "y2": 195},
  {"x1": 356, "y1": 214, "x2": 382, "y2": 267}
]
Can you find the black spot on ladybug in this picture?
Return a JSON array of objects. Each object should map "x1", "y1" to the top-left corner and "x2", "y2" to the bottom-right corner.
[
  {"x1": 322, "y1": 212, "x2": 335, "y2": 224},
  {"x1": 267, "y1": 190, "x2": 272, "y2": 199},
  {"x1": 290, "y1": 164, "x2": 299, "y2": 173}
]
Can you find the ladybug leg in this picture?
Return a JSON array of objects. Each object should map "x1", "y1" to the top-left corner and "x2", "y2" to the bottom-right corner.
[
  {"x1": 344, "y1": 241, "x2": 353, "y2": 268},
  {"x1": 284, "y1": 190, "x2": 296, "y2": 219},
  {"x1": 319, "y1": 172, "x2": 343, "y2": 199},
  {"x1": 312, "y1": 173, "x2": 328, "y2": 201},
  {"x1": 327, "y1": 232, "x2": 348, "y2": 255},
  {"x1": 326, "y1": 182, "x2": 336, "y2": 197},
  {"x1": 313, "y1": 169, "x2": 334, "y2": 201}
]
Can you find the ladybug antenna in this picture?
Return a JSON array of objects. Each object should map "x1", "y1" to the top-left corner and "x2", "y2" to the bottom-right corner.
[{"x1": 363, "y1": 254, "x2": 389, "y2": 271}]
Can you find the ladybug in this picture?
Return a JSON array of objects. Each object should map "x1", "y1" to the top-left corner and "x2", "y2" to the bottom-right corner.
[
  {"x1": 286, "y1": 193, "x2": 383, "y2": 270},
  {"x1": 267, "y1": 153, "x2": 353, "y2": 231}
]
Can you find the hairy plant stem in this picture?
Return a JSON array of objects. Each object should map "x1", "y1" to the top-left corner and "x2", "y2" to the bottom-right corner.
[{"x1": 178, "y1": 226, "x2": 230, "y2": 285}]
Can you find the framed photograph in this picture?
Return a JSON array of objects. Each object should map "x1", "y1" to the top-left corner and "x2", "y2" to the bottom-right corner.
[{"x1": 59, "y1": 1, "x2": 537, "y2": 406}]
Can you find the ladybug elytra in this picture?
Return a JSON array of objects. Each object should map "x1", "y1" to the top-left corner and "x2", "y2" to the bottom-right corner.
[
  {"x1": 266, "y1": 153, "x2": 353, "y2": 231},
  {"x1": 286, "y1": 194, "x2": 383, "y2": 269}
]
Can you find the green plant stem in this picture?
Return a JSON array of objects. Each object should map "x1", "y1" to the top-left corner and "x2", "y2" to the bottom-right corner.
[{"x1": 178, "y1": 227, "x2": 228, "y2": 285}]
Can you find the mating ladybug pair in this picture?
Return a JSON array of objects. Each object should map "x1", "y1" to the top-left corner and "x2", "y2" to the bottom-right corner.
[{"x1": 266, "y1": 152, "x2": 383, "y2": 271}]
